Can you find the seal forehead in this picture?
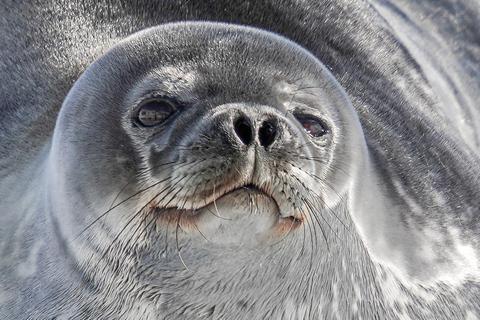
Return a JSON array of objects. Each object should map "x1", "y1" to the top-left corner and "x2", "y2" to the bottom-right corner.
[{"x1": 107, "y1": 22, "x2": 326, "y2": 82}]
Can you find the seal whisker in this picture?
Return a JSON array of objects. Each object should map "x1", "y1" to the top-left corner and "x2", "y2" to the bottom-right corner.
[
  {"x1": 178, "y1": 173, "x2": 203, "y2": 210},
  {"x1": 294, "y1": 141, "x2": 354, "y2": 175},
  {"x1": 71, "y1": 161, "x2": 187, "y2": 241},
  {"x1": 303, "y1": 157, "x2": 353, "y2": 177},
  {"x1": 200, "y1": 178, "x2": 232, "y2": 221},
  {"x1": 283, "y1": 78, "x2": 329, "y2": 117},
  {"x1": 153, "y1": 168, "x2": 201, "y2": 210},
  {"x1": 212, "y1": 183, "x2": 221, "y2": 219},
  {"x1": 313, "y1": 178, "x2": 353, "y2": 235},
  {"x1": 86, "y1": 199, "x2": 154, "y2": 268},
  {"x1": 175, "y1": 212, "x2": 190, "y2": 270},
  {"x1": 191, "y1": 213, "x2": 213, "y2": 244},
  {"x1": 299, "y1": 208, "x2": 320, "y2": 276},
  {"x1": 284, "y1": 81, "x2": 306, "y2": 117},
  {"x1": 60, "y1": 197, "x2": 160, "y2": 315},
  {"x1": 304, "y1": 196, "x2": 332, "y2": 252},
  {"x1": 163, "y1": 210, "x2": 176, "y2": 258},
  {"x1": 289, "y1": 76, "x2": 332, "y2": 92},
  {"x1": 246, "y1": 186, "x2": 260, "y2": 219},
  {"x1": 91, "y1": 161, "x2": 181, "y2": 241},
  {"x1": 204, "y1": 205, "x2": 233, "y2": 220},
  {"x1": 109, "y1": 160, "x2": 179, "y2": 209},
  {"x1": 268, "y1": 215, "x2": 297, "y2": 246},
  {"x1": 286, "y1": 161, "x2": 352, "y2": 235}
]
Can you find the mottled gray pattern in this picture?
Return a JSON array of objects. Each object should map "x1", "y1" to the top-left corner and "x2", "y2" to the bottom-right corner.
[{"x1": 1, "y1": 0, "x2": 479, "y2": 319}]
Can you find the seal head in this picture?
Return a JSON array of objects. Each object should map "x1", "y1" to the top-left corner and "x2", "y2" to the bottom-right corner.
[
  {"x1": 42, "y1": 22, "x2": 372, "y2": 317},
  {"x1": 50, "y1": 22, "x2": 366, "y2": 245}
]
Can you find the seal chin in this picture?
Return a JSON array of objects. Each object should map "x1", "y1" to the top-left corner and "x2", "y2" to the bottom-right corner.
[{"x1": 148, "y1": 183, "x2": 303, "y2": 239}]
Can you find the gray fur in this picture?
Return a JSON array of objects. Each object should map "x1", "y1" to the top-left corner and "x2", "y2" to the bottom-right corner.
[{"x1": 1, "y1": 0, "x2": 480, "y2": 319}]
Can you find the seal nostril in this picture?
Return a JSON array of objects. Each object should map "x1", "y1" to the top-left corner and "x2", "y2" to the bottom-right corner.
[
  {"x1": 234, "y1": 116, "x2": 253, "y2": 145},
  {"x1": 259, "y1": 120, "x2": 277, "y2": 147}
]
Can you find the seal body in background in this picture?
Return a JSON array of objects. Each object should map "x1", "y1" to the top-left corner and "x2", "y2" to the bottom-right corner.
[{"x1": 1, "y1": 0, "x2": 480, "y2": 319}]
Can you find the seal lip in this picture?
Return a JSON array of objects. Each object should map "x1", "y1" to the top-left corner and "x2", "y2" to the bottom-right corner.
[{"x1": 148, "y1": 183, "x2": 304, "y2": 230}]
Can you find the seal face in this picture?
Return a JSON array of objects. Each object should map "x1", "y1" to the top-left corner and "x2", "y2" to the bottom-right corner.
[
  {"x1": 51, "y1": 22, "x2": 363, "y2": 250},
  {"x1": 2, "y1": 2, "x2": 480, "y2": 319}
]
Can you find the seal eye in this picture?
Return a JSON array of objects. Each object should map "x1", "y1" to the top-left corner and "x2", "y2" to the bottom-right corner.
[
  {"x1": 137, "y1": 99, "x2": 176, "y2": 126},
  {"x1": 296, "y1": 115, "x2": 328, "y2": 137}
]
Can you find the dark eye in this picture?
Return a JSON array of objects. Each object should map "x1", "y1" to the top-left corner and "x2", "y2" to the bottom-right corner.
[
  {"x1": 137, "y1": 99, "x2": 176, "y2": 126},
  {"x1": 295, "y1": 115, "x2": 328, "y2": 137}
]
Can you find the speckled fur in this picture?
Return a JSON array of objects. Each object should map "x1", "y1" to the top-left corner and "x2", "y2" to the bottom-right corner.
[{"x1": 1, "y1": 0, "x2": 480, "y2": 319}]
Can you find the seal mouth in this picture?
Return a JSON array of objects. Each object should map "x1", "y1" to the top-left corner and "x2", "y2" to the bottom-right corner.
[{"x1": 148, "y1": 183, "x2": 303, "y2": 234}]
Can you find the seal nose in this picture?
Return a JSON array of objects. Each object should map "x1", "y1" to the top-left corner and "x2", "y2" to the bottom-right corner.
[
  {"x1": 259, "y1": 120, "x2": 277, "y2": 147},
  {"x1": 234, "y1": 116, "x2": 254, "y2": 145}
]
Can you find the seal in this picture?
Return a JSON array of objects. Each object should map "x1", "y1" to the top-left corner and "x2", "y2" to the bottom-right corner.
[{"x1": 1, "y1": 1, "x2": 480, "y2": 319}]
